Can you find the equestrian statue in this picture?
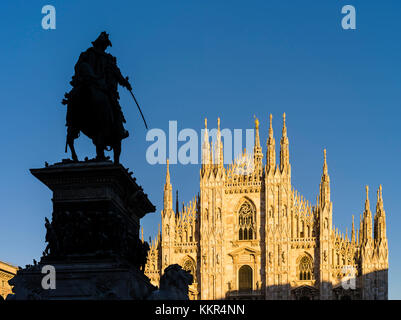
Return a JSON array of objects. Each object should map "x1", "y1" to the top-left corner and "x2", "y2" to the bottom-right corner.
[{"x1": 62, "y1": 31, "x2": 147, "y2": 164}]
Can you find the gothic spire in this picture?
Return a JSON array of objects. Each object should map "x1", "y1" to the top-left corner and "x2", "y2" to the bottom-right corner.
[
  {"x1": 269, "y1": 113, "x2": 273, "y2": 139},
  {"x1": 279, "y1": 113, "x2": 290, "y2": 173},
  {"x1": 374, "y1": 185, "x2": 387, "y2": 242},
  {"x1": 163, "y1": 159, "x2": 173, "y2": 213},
  {"x1": 215, "y1": 117, "x2": 223, "y2": 167},
  {"x1": 362, "y1": 185, "x2": 373, "y2": 243},
  {"x1": 165, "y1": 158, "x2": 170, "y2": 185},
  {"x1": 351, "y1": 215, "x2": 355, "y2": 243},
  {"x1": 376, "y1": 184, "x2": 384, "y2": 213},
  {"x1": 319, "y1": 149, "x2": 330, "y2": 207},
  {"x1": 202, "y1": 118, "x2": 210, "y2": 167},
  {"x1": 253, "y1": 116, "x2": 263, "y2": 174},
  {"x1": 266, "y1": 113, "x2": 276, "y2": 173},
  {"x1": 254, "y1": 115, "x2": 261, "y2": 149}
]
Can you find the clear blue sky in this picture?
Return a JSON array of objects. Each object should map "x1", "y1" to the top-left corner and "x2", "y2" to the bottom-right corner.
[{"x1": 0, "y1": 0, "x2": 400, "y2": 298}]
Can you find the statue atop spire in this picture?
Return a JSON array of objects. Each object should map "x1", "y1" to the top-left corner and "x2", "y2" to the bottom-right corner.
[
  {"x1": 282, "y1": 112, "x2": 287, "y2": 137},
  {"x1": 376, "y1": 184, "x2": 384, "y2": 212},
  {"x1": 166, "y1": 159, "x2": 170, "y2": 185},
  {"x1": 269, "y1": 114, "x2": 273, "y2": 138},
  {"x1": 365, "y1": 185, "x2": 370, "y2": 211},
  {"x1": 254, "y1": 115, "x2": 261, "y2": 149},
  {"x1": 254, "y1": 115, "x2": 259, "y2": 130},
  {"x1": 323, "y1": 149, "x2": 329, "y2": 177}
]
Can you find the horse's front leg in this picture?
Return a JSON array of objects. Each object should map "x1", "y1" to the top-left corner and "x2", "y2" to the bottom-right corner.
[
  {"x1": 67, "y1": 127, "x2": 78, "y2": 162},
  {"x1": 95, "y1": 135, "x2": 107, "y2": 161}
]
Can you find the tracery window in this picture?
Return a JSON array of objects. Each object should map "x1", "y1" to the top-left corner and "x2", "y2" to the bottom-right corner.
[
  {"x1": 183, "y1": 258, "x2": 196, "y2": 283},
  {"x1": 298, "y1": 255, "x2": 313, "y2": 280},
  {"x1": 238, "y1": 200, "x2": 256, "y2": 240}
]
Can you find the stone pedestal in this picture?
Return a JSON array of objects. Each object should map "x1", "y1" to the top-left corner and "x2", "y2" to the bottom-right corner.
[{"x1": 10, "y1": 160, "x2": 156, "y2": 300}]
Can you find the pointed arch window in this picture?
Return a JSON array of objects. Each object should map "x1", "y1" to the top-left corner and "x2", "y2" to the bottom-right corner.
[
  {"x1": 238, "y1": 200, "x2": 256, "y2": 240},
  {"x1": 300, "y1": 221, "x2": 305, "y2": 238},
  {"x1": 189, "y1": 226, "x2": 194, "y2": 242},
  {"x1": 298, "y1": 255, "x2": 313, "y2": 280}
]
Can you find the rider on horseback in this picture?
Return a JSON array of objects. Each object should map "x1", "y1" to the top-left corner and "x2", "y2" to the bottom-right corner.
[{"x1": 62, "y1": 31, "x2": 132, "y2": 163}]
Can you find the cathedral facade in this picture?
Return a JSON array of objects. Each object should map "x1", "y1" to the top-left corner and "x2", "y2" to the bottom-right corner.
[
  {"x1": 0, "y1": 261, "x2": 17, "y2": 299},
  {"x1": 145, "y1": 114, "x2": 388, "y2": 300}
]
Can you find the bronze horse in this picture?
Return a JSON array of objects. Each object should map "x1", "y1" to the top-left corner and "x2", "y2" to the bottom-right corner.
[{"x1": 64, "y1": 84, "x2": 126, "y2": 164}]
